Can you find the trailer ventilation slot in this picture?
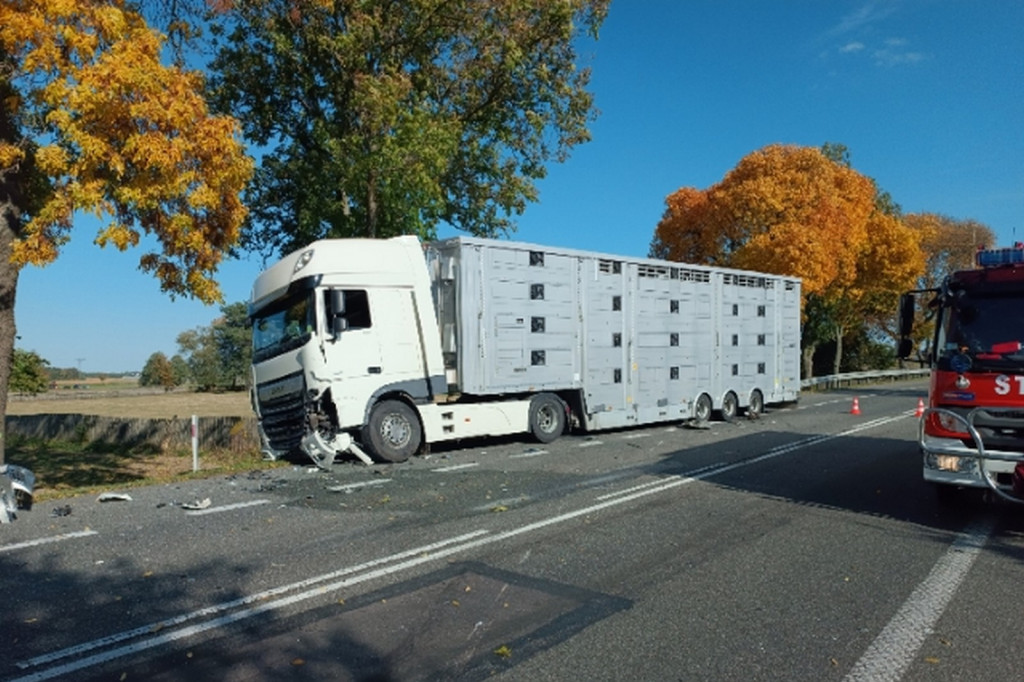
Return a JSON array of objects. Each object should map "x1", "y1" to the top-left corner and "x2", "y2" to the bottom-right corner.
[
  {"x1": 638, "y1": 265, "x2": 670, "y2": 279},
  {"x1": 679, "y1": 268, "x2": 710, "y2": 283}
]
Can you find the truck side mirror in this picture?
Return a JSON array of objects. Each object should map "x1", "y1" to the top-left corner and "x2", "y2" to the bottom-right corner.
[
  {"x1": 327, "y1": 289, "x2": 348, "y2": 338},
  {"x1": 897, "y1": 337, "x2": 915, "y2": 360},
  {"x1": 898, "y1": 293, "x2": 915, "y2": 337}
]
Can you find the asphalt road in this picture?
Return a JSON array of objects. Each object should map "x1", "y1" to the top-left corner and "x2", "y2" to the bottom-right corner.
[{"x1": 3, "y1": 379, "x2": 1023, "y2": 682}]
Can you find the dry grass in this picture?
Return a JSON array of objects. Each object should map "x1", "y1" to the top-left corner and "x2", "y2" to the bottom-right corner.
[
  {"x1": 8, "y1": 389, "x2": 252, "y2": 418},
  {"x1": 7, "y1": 388, "x2": 277, "y2": 502}
]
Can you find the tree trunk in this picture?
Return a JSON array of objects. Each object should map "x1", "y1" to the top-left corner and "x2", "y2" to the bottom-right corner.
[
  {"x1": 832, "y1": 323, "x2": 844, "y2": 375},
  {"x1": 802, "y1": 343, "x2": 816, "y2": 380},
  {"x1": 0, "y1": 192, "x2": 21, "y2": 467}
]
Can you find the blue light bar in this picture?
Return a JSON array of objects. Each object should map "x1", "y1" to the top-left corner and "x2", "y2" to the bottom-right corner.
[{"x1": 976, "y1": 244, "x2": 1024, "y2": 267}]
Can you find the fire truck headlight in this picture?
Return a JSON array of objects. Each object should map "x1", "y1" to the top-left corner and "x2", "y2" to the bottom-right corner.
[{"x1": 925, "y1": 452, "x2": 978, "y2": 475}]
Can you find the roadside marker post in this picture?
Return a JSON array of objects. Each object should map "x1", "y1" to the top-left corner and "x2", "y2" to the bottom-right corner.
[{"x1": 191, "y1": 415, "x2": 199, "y2": 472}]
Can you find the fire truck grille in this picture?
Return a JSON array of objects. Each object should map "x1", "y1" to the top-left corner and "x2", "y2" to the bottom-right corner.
[{"x1": 972, "y1": 408, "x2": 1024, "y2": 454}]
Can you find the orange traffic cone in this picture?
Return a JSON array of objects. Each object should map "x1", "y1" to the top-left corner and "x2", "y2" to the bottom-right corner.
[
  {"x1": 915, "y1": 398, "x2": 925, "y2": 418},
  {"x1": 850, "y1": 397, "x2": 861, "y2": 415}
]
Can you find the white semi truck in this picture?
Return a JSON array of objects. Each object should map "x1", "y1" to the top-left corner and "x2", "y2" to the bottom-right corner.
[{"x1": 248, "y1": 236, "x2": 801, "y2": 466}]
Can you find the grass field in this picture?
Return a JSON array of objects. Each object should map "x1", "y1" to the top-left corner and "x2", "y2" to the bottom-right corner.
[
  {"x1": 6, "y1": 388, "x2": 275, "y2": 502},
  {"x1": 8, "y1": 388, "x2": 253, "y2": 418}
]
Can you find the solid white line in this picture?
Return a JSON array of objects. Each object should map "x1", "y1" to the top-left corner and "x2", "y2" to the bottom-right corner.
[
  {"x1": 185, "y1": 499, "x2": 271, "y2": 516},
  {"x1": 0, "y1": 530, "x2": 98, "y2": 553},
  {"x1": 431, "y1": 462, "x2": 479, "y2": 472},
  {"x1": 843, "y1": 519, "x2": 994, "y2": 682},
  {"x1": 578, "y1": 440, "x2": 603, "y2": 448}
]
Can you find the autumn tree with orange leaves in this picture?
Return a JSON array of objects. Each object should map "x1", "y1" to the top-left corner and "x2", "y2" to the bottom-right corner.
[
  {"x1": 651, "y1": 144, "x2": 924, "y2": 378},
  {"x1": 0, "y1": 0, "x2": 252, "y2": 464},
  {"x1": 893, "y1": 213, "x2": 997, "y2": 361}
]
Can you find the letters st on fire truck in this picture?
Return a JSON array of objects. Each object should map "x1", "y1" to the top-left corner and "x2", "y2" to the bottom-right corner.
[{"x1": 898, "y1": 244, "x2": 1024, "y2": 503}]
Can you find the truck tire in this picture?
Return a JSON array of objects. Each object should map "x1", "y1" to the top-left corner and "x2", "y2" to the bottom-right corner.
[
  {"x1": 746, "y1": 389, "x2": 764, "y2": 418},
  {"x1": 363, "y1": 400, "x2": 421, "y2": 463},
  {"x1": 720, "y1": 391, "x2": 739, "y2": 422},
  {"x1": 693, "y1": 393, "x2": 713, "y2": 427},
  {"x1": 530, "y1": 393, "x2": 565, "y2": 444}
]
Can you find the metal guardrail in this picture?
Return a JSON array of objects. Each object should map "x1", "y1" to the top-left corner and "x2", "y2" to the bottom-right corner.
[{"x1": 801, "y1": 368, "x2": 930, "y2": 390}]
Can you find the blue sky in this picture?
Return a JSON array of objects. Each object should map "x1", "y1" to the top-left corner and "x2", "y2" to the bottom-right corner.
[{"x1": 14, "y1": 0, "x2": 1024, "y2": 373}]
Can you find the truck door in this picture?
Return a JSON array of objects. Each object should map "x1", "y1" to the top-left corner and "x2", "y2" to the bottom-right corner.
[{"x1": 323, "y1": 288, "x2": 383, "y2": 415}]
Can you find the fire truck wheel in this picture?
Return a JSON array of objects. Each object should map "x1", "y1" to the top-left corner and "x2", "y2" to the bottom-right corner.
[
  {"x1": 364, "y1": 400, "x2": 421, "y2": 463},
  {"x1": 693, "y1": 393, "x2": 713, "y2": 427},
  {"x1": 720, "y1": 392, "x2": 739, "y2": 422},
  {"x1": 746, "y1": 389, "x2": 764, "y2": 417},
  {"x1": 530, "y1": 393, "x2": 566, "y2": 444}
]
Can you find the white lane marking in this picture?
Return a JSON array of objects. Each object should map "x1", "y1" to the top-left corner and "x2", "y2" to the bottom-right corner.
[
  {"x1": 16, "y1": 412, "x2": 916, "y2": 681},
  {"x1": 0, "y1": 530, "x2": 98, "y2": 553},
  {"x1": 844, "y1": 519, "x2": 994, "y2": 682},
  {"x1": 185, "y1": 499, "x2": 271, "y2": 516},
  {"x1": 327, "y1": 479, "x2": 392, "y2": 492},
  {"x1": 622, "y1": 432, "x2": 651, "y2": 440},
  {"x1": 14, "y1": 530, "x2": 491, "y2": 675},
  {"x1": 510, "y1": 450, "x2": 548, "y2": 459},
  {"x1": 596, "y1": 463, "x2": 726, "y2": 501},
  {"x1": 578, "y1": 440, "x2": 603, "y2": 448},
  {"x1": 431, "y1": 462, "x2": 479, "y2": 473}
]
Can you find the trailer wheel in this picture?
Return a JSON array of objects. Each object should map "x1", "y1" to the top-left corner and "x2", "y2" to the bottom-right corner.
[
  {"x1": 746, "y1": 389, "x2": 764, "y2": 418},
  {"x1": 363, "y1": 400, "x2": 421, "y2": 463},
  {"x1": 720, "y1": 392, "x2": 739, "y2": 422},
  {"x1": 693, "y1": 393, "x2": 713, "y2": 427},
  {"x1": 530, "y1": 393, "x2": 565, "y2": 444}
]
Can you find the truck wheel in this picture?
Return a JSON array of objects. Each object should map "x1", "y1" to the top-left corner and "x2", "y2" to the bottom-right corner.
[
  {"x1": 693, "y1": 393, "x2": 713, "y2": 427},
  {"x1": 720, "y1": 392, "x2": 739, "y2": 422},
  {"x1": 530, "y1": 393, "x2": 565, "y2": 444},
  {"x1": 746, "y1": 389, "x2": 764, "y2": 418},
  {"x1": 363, "y1": 400, "x2": 421, "y2": 463}
]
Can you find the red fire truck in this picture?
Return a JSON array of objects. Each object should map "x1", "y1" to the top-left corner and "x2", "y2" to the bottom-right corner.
[{"x1": 898, "y1": 244, "x2": 1024, "y2": 503}]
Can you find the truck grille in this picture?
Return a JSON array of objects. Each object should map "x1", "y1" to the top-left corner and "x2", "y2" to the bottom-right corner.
[
  {"x1": 969, "y1": 407, "x2": 1024, "y2": 455},
  {"x1": 257, "y1": 372, "x2": 306, "y2": 453}
]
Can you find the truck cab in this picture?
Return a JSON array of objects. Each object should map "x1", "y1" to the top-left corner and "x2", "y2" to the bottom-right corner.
[{"x1": 899, "y1": 244, "x2": 1024, "y2": 502}]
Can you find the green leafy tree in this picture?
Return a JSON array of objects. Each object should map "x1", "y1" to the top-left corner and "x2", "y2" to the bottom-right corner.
[
  {"x1": 215, "y1": 302, "x2": 252, "y2": 390},
  {"x1": 9, "y1": 348, "x2": 49, "y2": 394},
  {"x1": 208, "y1": 0, "x2": 609, "y2": 256},
  {"x1": 139, "y1": 352, "x2": 177, "y2": 391},
  {"x1": 170, "y1": 354, "x2": 191, "y2": 386},
  {"x1": 177, "y1": 327, "x2": 221, "y2": 391},
  {"x1": 177, "y1": 302, "x2": 252, "y2": 391}
]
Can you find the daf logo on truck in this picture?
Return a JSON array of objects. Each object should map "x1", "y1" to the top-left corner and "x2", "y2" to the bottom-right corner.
[
  {"x1": 249, "y1": 236, "x2": 802, "y2": 468},
  {"x1": 898, "y1": 243, "x2": 1024, "y2": 504}
]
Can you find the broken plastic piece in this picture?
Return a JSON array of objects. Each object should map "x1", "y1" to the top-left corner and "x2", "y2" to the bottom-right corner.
[
  {"x1": 97, "y1": 492, "x2": 133, "y2": 503},
  {"x1": 182, "y1": 498, "x2": 212, "y2": 510},
  {"x1": 0, "y1": 464, "x2": 35, "y2": 523}
]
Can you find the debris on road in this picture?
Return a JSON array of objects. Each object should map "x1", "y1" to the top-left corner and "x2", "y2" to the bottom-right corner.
[
  {"x1": 0, "y1": 464, "x2": 35, "y2": 523},
  {"x1": 182, "y1": 498, "x2": 212, "y2": 511},
  {"x1": 97, "y1": 492, "x2": 133, "y2": 503}
]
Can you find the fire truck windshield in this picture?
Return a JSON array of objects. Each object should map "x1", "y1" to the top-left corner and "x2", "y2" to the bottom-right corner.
[{"x1": 938, "y1": 289, "x2": 1024, "y2": 369}]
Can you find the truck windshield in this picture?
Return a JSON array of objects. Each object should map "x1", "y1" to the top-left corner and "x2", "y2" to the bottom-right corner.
[
  {"x1": 938, "y1": 289, "x2": 1024, "y2": 369},
  {"x1": 252, "y1": 291, "x2": 316, "y2": 362}
]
